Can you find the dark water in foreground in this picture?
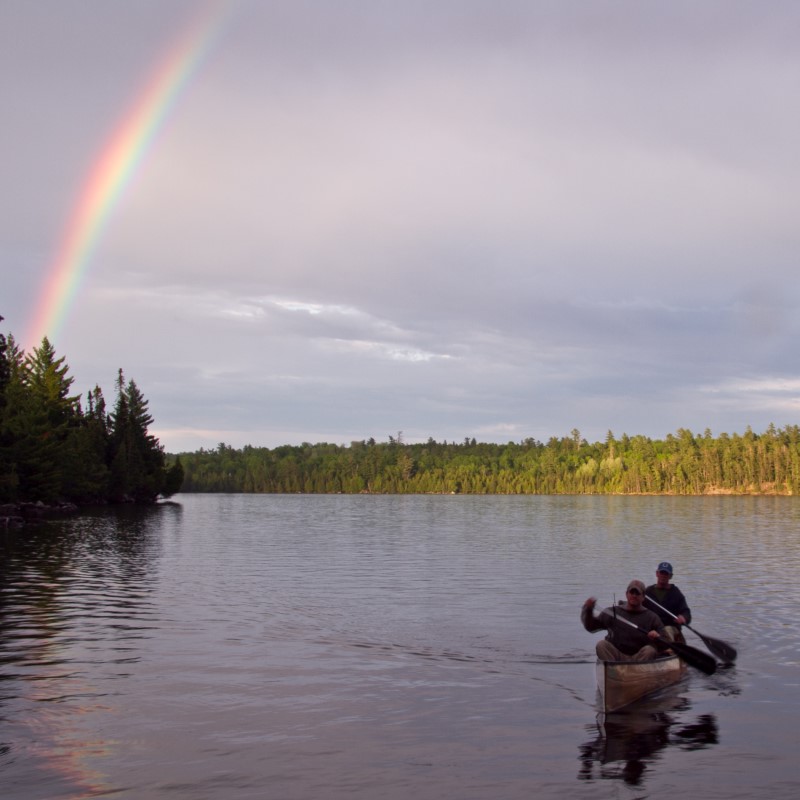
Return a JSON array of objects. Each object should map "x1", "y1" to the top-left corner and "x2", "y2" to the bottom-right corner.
[{"x1": 1, "y1": 494, "x2": 799, "y2": 799}]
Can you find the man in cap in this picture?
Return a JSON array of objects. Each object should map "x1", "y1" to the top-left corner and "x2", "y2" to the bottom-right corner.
[
  {"x1": 644, "y1": 561, "x2": 692, "y2": 642},
  {"x1": 581, "y1": 580, "x2": 665, "y2": 662}
]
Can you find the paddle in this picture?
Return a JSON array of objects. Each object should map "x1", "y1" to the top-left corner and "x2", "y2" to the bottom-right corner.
[
  {"x1": 613, "y1": 615, "x2": 717, "y2": 675},
  {"x1": 644, "y1": 595, "x2": 737, "y2": 663}
]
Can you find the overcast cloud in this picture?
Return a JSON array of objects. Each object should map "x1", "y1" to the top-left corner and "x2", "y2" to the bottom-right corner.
[{"x1": 3, "y1": 1, "x2": 799, "y2": 452}]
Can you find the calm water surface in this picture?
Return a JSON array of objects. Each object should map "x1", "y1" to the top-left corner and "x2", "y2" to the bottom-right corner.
[{"x1": 1, "y1": 494, "x2": 799, "y2": 799}]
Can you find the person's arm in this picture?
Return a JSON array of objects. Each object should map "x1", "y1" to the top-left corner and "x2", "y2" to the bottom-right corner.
[
  {"x1": 581, "y1": 598, "x2": 607, "y2": 633},
  {"x1": 636, "y1": 609, "x2": 666, "y2": 641},
  {"x1": 672, "y1": 586, "x2": 691, "y2": 625},
  {"x1": 651, "y1": 612, "x2": 666, "y2": 638}
]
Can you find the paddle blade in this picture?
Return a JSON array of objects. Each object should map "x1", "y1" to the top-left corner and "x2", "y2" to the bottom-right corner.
[
  {"x1": 669, "y1": 640, "x2": 717, "y2": 675},
  {"x1": 697, "y1": 633, "x2": 737, "y2": 664}
]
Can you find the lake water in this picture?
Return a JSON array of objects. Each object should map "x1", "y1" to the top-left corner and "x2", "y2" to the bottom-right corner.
[{"x1": 1, "y1": 494, "x2": 799, "y2": 799}]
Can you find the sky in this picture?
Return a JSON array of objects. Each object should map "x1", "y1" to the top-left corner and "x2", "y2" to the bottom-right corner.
[{"x1": 3, "y1": 1, "x2": 800, "y2": 453}]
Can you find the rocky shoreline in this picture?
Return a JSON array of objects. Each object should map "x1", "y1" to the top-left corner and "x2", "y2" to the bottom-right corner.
[{"x1": 1, "y1": 501, "x2": 81, "y2": 530}]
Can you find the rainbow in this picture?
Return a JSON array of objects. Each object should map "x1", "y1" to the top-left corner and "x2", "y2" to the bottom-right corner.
[{"x1": 25, "y1": 2, "x2": 229, "y2": 350}]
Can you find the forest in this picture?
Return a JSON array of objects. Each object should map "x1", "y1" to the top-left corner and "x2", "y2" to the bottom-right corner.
[
  {"x1": 177, "y1": 425, "x2": 800, "y2": 496},
  {"x1": 0, "y1": 319, "x2": 183, "y2": 506}
]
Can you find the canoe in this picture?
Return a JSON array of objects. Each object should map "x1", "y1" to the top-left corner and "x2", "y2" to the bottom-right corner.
[{"x1": 596, "y1": 654, "x2": 686, "y2": 713}]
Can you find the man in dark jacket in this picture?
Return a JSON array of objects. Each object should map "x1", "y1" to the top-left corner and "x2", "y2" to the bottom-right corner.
[
  {"x1": 582, "y1": 579, "x2": 665, "y2": 662},
  {"x1": 645, "y1": 561, "x2": 691, "y2": 642}
]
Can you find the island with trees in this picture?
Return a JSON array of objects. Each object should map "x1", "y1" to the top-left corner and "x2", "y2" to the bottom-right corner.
[{"x1": 0, "y1": 318, "x2": 183, "y2": 516}]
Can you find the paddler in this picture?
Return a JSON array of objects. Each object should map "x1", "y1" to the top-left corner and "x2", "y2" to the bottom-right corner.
[
  {"x1": 644, "y1": 561, "x2": 692, "y2": 642},
  {"x1": 582, "y1": 579, "x2": 665, "y2": 661}
]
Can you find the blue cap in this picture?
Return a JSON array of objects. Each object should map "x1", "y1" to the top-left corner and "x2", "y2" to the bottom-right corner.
[{"x1": 657, "y1": 561, "x2": 673, "y2": 575}]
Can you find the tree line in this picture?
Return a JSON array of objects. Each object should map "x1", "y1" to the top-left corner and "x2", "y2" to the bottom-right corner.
[
  {"x1": 177, "y1": 426, "x2": 800, "y2": 495},
  {"x1": 0, "y1": 318, "x2": 183, "y2": 505}
]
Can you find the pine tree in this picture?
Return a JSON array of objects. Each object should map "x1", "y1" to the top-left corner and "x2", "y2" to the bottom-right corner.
[
  {"x1": 59, "y1": 385, "x2": 112, "y2": 502},
  {"x1": 163, "y1": 456, "x2": 184, "y2": 497},
  {"x1": 0, "y1": 337, "x2": 64, "y2": 501},
  {"x1": 108, "y1": 369, "x2": 168, "y2": 502},
  {"x1": 0, "y1": 319, "x2": 15, "y2": 499},
  {"x1": 0, "y1": 317, "x2": 9, "y2": 406},
  {"x1": 24, "y1": 338, "x2": 84, "y2": 500},
  {"x1": 26, "y1": 337, "x2": 80, "y2": 425}
]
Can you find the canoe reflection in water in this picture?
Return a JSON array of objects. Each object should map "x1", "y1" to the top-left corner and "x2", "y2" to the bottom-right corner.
[{"x1": 577, "y1": 695, "x2": 719, "y2": 786}]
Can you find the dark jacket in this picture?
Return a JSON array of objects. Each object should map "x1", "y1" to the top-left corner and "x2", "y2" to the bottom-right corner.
[
  {"x1": 581, "y1": 602, "x2": 665, "y2": 656},
  {"x1": 644, "y1": 584, "x2": 691, "y2": 627}
]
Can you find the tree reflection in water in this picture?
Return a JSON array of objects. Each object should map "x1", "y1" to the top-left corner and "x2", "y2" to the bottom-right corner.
[{"x1": 577, "y1": 695, "x2": 719, "y2": 786}]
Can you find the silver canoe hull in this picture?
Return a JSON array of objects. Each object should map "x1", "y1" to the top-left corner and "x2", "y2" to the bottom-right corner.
[{"x1": 597, "y1": 655, "x2": 686, "y2": 713}]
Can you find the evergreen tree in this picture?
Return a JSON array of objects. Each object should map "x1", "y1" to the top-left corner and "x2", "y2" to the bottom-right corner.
[
  {"x1": 0, "y1": 316, "x2": 9, "y2": 406},
  {"x1": 0, "y1": 337, "x2": 62, "y2": 501},
  {"x1": 108, "y1": 369, "x2": 168, "y2": 502},
  {"x1": 0, "y1": 319, "x2": 14, "y2": 499},
  {"x1": 162, "y1": 456, "x2": 184, "y2": 497},
  {"x1": 26, "y1": 337, "x2": 80, "y2": 425},
  {"x1": 61, "y1": 385, "x2": 112, "y2": 502},
  {"x1": 25, "y1": 338, "x2": 85, "y2": 500}
]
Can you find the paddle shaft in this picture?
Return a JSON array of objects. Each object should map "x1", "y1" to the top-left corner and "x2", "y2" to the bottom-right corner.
[
  {"x1": 643, "y1": 594, "x2": 686, "y2": 624},
  {"x1": 612, "y1": 613, "x2": 668, "y2": 646},
  {"x1": 644, "y1": 594, "x2": 737, "y2": 663}
]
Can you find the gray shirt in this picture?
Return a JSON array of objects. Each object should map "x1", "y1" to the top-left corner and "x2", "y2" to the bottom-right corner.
[{"x1": 581, "y1": 602, "x2": 665, "y2": 655}]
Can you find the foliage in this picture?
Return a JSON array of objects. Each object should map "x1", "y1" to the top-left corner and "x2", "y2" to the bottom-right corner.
[
  {"x1": 0, "y1": 317, "x2": 180, "y2": 505},
  {"x1": 176, "y1": 427, "x2": 800, "y2": 495}
]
